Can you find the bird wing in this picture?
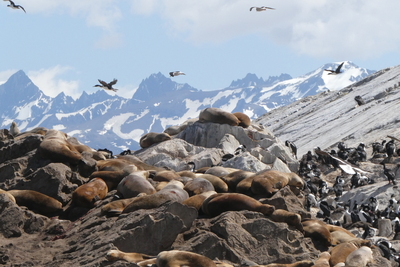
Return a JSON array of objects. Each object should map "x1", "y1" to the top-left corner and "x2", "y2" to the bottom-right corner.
[
  {"x1": 19, "y1": 5, "x2": 26, "y2": 12},
  {"x1": 98, "y1": 79, "x2": 108, "y2": 87},
  {"x1": 169, "y1": 72, "x2": 174, "y2": 77},
  {"x1": 250, "y1": 7, "x2": 254, "y2": 11},
  {"x1": 8, "y1": 0, "x2": 15, "y2": 4},
  {"x1": 324, "y1": 69, "x2": 334, "y2": 73},
  {"x1": 336, "y1": 62, "x2": 344, "y2": 72},
  {"x1": 109, "y1": 79, "x2": 118, "y2": 86},
  {"x1": 264, "y1": 6, "x2": 275, "y2": 10}
]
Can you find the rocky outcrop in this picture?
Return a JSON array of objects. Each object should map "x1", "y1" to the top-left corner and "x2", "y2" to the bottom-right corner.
[{"x1": 0, "y1": 121, "x2": 397, "y2": 267}]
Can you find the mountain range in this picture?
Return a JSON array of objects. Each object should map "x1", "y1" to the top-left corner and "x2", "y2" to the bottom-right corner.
[{"x1": 0, "y1": 61, "x2": 375, "y2": 152}]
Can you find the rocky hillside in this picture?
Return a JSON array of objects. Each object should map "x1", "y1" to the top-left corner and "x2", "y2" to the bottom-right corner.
[{"x1": 256, "y1": 65, "x2": 400, "y2": 157}]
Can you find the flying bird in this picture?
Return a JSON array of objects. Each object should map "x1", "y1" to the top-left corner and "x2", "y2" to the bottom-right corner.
[
  {"x1": 324, "y1": 62, "x2": 344, "y2": 75},
  {"x1": 6, "y1": 0, "x2": 25, "y2": 13},
  {"x1": 94, "y1": 79, "x2": 118, "y2": 92},
  {"x1": 250, "y1": 6, "x2": 275, "y2": 12},
  {"x1": 169, "y1": 71, "x2": 185, "y2": 77}
]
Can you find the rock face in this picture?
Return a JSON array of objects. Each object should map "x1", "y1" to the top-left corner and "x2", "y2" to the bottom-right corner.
[{"x1": 0, "y1": 119, "x2": 397, "y2": 267}]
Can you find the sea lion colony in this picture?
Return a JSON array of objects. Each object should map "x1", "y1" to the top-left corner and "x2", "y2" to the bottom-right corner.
[{"x1": 1, "y1": 108, "x2": 400, "y2": 266}]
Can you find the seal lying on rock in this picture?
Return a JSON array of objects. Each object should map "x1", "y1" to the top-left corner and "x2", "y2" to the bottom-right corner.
[
  {"x1": 201, "y1": 192, "x2": 275, "y2": 217},
  {"x1": 8, "y1": 189, "x2": 63, "y2": 215},
  {"x1": 72, "y1": 178, "x2": 108, "y2": 208},
  {"x1": 249, "y1": 260, "x2": 314, "y2": 267}
]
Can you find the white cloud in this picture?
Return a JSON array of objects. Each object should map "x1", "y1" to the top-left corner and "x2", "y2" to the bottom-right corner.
[
  {"x1": 28, "y1": 66, "x2": 81, "y2": 99},
  {"x1": 23, "y1": 0, "x2": 123, "y2": 47},
  {"x1": 129, "y1": 0, "x2": 400, "y2": 59}
]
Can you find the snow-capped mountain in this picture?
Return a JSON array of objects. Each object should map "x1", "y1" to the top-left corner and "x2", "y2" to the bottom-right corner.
[{"x1": 0, "y1": 62, "x2": 375, "y2": 152}]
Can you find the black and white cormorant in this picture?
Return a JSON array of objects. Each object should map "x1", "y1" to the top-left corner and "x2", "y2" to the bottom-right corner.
[
  {"x1": 250, "y1": 6, "x2": 275, "y2": 11},
  {"x1": 169, "y1": 71, "x2": 185, "y2": 77},
  {"x1": 94, "y1": 79, "x2": 118, "y2": 92},
  {"x1": 324, "y1": 62, "x2": 344, "y2": 75}
]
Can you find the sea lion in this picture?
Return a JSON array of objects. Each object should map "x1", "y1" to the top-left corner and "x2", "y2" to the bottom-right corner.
[
  {"x1": 101, "y1": 198, "x2": 137, "y2": 216},
  {"x1": 152, "y1": 170, "x2": 180, "y2": 182},
  {"x1": 117, "y1": 154, "x2": 166, "y2": 172},
  {"x1": 9, "y1": 121, "x2": 20, "y2": 136},
  {"x1": 156, "y1": 250, "x2": 218, "y2": 267},
  {"x1": 37, "y1": 129, "x2": 83, "y2": 164},
  {"x1": 197, "y1": 174, "x2": 229, "y2": 193},
  {"x1": 139, "y1": 132, "x2": 171, "y2": 148},
  {"x1": 312, "y1": 251, "x2": 330, "y2": 267},
  {"x1": 183, "y1": 191, "x2": 217, "y2": 211},
  {"x1": 201, "y1": 192, "x2": 275, "y2": 217},
  {"x1": 183, "y1": 178, "x2": 215, "y2": 196},
  {"x1": 344, "y1": 246, "x2": 373, "y2": 267},
  {"x1": 268, "y1": 209, "x2": 304, "y2": 232},
  {"x1": 222, "y1": 170, "x2": 255, "y2": 191},
  {"x1": 204, "y1": 166, "x2": 231, "y2": 177},
  {"x1": 232, "y1": 112, "x2": 251, "y2": 128},
  {"x1": 117, "y1": 171, "x2": 155, "y2": 198},
  {"x1": 329, "y1": 239, "x2": 372, "y2": 267},
  {"x1": 72, "y1": 178, "x2": 108, "y2": 208},
  {"x1": 301, "y1": 219, "x2": 332, "y2": 247},
  {"x1": 122, "y1": 181, "x2": 189, "y2": 214},
  {"x1": 330, "y1": 230, "x2": 360, "y2": 245},
  {"x1": 0, "y1": 189, "x2": 16, "y2": 203},
  {"x1": 199, "y1": 107, "x2": 240, "y2": 126},
  {"x1": 250, "y1": 260, "x2": 314, "y2": 267},
  {"x1": 106, "y1": 248, "x2": 156, "y2": 263},
  {"x1": 90, "y1": 158, "x2": 138, "y2": 190},
  {"x1": 8, "y1": 189, "x2": 63, "y2": 215},
  {"x1": 74, "y1": 144, "x2": 107, "y2": 161},
  {"x1": 250, "y1": 170, "x2": 304, "y2": 197}
]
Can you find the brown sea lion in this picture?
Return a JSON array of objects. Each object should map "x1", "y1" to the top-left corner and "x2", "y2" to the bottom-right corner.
[
  {"x1": 268, "y1": 209, "x2": 304, "y2": 232},
  {"x1": 72, "y1": 178, "x2": 108, "y2": 208},
  {"x1": 329, "y1": 239, "x2": 372, "y2": 267},
  {"x1": 199, "y1": 107, "x2": 239, "y2": 126},
  {"x1": 152, "y1": 170, "x2": 180, "y2": 182},
  {"x1": 223, "y1": 170, "x2": 255, "y2": 192},
  {"x1": 301, "y1": 219, "x2": 332, "y2": 247},
  {"x1": 312, "y1": 251, "x2": 330, "y2": 267},
  {"x1": 117, "y1": 171, "x2": 155, "y2": 198},
  {"x1": 201, "y1": 192, "x2": 275, "y2": 217},
  {"x1": 197, "y1": 174, "x2": 229, "y2": 193},
  {"x1": 9, "y1": 121, "x2": 20, "y2": 136},
  {"x1": 250, "y1": 260, "x2": 314, "y2": 267},
  {"x1": 250, "y1": 170, "x2": 304, "y2": 197},
  {"x1": 183, "y1": 191, "x2": 217, "y2": 211},
  {"x1": 90, "y1": 158, "x2": 138, "y2": 190},
  {"x1": 122, "y1": 181, "x2": 189, "y2": 214},
  {"x1": 106, "y1": 248, "x2": 155, "y2": 263},
  {"x1": 101, "y1": 198, "x2": 137, "y2": 216},
  {"x1": 116, "y1": 154, "x2": 166, "y2": 172},
  {"x1": 232, "y1": 112, "x2": 251, "y2": 128},
  {"x1": 8, "y1": 189, "x2": 63, "y2": 215},
  {"x1": 139, "y1": 132, "x2": 171, "y2": 148},
  {"x1": 37, "y1": 129, "x2": 83, "y2": 164},
  {"x1": 0, "y1": 188, "x2": 16, "y2": 203},
  {"x1": 183, "y1": 178, "x2": 215, "y2": 196},
  {"x1": 345, "y1": 246, "x2": 374, "y2": 267},
  {"x1": 156, "y1": 250, "x2": 218, "y2": 267}
]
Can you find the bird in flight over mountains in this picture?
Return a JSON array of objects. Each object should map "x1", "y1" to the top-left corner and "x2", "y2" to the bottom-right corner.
[
  {"x1": 169, "y1": 71, "x2": 186, "y2": 77},
  {"x1": 324, "y1": 62, "x2": 345, "y2": 75},
  {"x1": 250, "y1": 6, "x2": 275, "y2": 12},
  {"x1": 5, "y1": 0, "x2": 26, "y2": 13},
  {"x1": 94, "y1": 79, "x2": 118, "y2": 92}
]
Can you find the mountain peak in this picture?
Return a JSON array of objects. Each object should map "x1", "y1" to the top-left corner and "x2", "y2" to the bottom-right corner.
[{"x1": 133, "y1": 72, "x2": 198, "y2": 101}]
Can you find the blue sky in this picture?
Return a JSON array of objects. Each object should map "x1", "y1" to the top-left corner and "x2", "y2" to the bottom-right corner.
[{"x1": 1, "y1": 0, "x2": 399, "y2": 99}]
